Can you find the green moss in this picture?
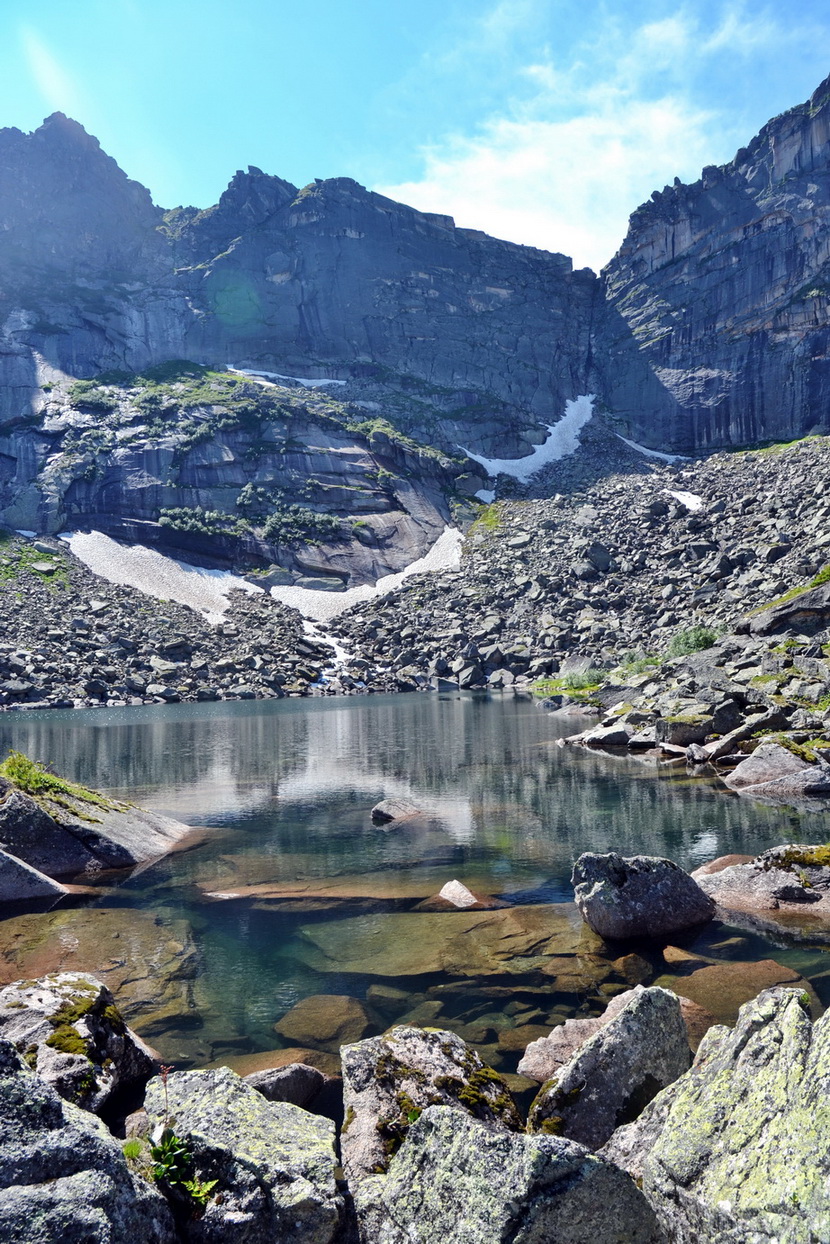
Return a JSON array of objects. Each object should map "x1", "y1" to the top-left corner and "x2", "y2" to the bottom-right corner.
[
  {"x1": 666, "y1": 714, "x2": 710, "y2": 725},
  {"x1": 539, "y1": 1116, "x2": 565, "y2": 1135},
  {"x1": 0, "y1": 751, "x2": 120, "y2": 814},
  {"x1": 342, "y1": 1105, "x2": 355, "y2": 1135},
  {"x1": 750, "y1": 563, "x2": 830, "y2": 615},
  {"x1": 45, "y1": 1025, "x2": 90, "y2": 1057},
  {"x1": 773, "y1": 844, "x2": 830, "y2": 869},
  {"x1": 666, "y1": 625, "x2": 719, "y2": 657}
]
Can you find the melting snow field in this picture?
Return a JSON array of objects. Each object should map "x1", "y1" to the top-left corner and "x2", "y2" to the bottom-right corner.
[
  {"x1": 665, "y1": 489, "x2": 704, "y2": 512},
  {"x1": 616, "y1": 434, "x2": 685, "y2": 464},
  {"x1": 60, "y1": 531, "x2": 263, "y2": 623},
  {"x1": 269, "y1": 527, "x2": 464, "y2": 623},
  {"x1": 460, "y1": 394, "x2": 595, "y2": 481},
  {"x1": 228, "y1": 366, "x2": 347, "y2": 388}
]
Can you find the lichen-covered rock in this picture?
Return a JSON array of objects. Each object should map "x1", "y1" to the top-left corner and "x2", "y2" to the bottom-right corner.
[
  {"x1": 0, "y1": 1037, "x2": 175, "y2": 1243},
  {"x1": 527, "y1": 986, "x2": 690, "y2": 1149},
  {"x1": 626, "y1": 987, "x2": 830, "y2": 1242},
  {"x1": 0, "y1": 972, "x2": 156, "y2": 1113},
  {"x1": 144, "y1": 1066, "x2": 343, "y2": 1243},
  {"x1": 723, "y1": 741, "x2": 830, "y2": 802},
  {"x1": 572, "y1": 852, "x2": 715, "y2": 940},
  {"x1": 340, "y1": 1025, "x2": 522, "y2": 1185},
  {"x1": 353, "y1": 1105, "x2": 665, "y2": 1243}
]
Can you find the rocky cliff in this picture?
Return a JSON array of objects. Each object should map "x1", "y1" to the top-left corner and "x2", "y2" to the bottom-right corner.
[
  {"x1": 4, "y1": 76, "x2": 830, "y2": 566},
  {"x1": 602, "y1": 73, "x2": 830, "y2": 450}
]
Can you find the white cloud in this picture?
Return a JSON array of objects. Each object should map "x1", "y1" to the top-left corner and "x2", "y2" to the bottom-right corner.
[
  {"x1": 375, "y1": 3, "x2": 825, "y2": 271},
  {"x1": 20, "y1": 28, "x2": 86, "y2": 117}
]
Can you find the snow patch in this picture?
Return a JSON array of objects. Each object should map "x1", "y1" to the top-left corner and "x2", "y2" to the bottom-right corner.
[
  {"x1": 616, "y1": 434, "x2": 686, "y2": 464},
  {"x1": 270, "y1": 526, "x2": 463, "y2": 623},
  {"x1": 228, "y1": 366, "x2": 347, "y2": 388},
  {"x1": 665, "y1": 489, "x2": 703, "y2": 512},
  {"x1": 15, "y1": 530, "x2": 36, "y2": 538},
  {"x1": 475, "y1": 489, "x2": 496, "y2": 503},
  {"x1": 460, "y1": 394, "x2": 594, "y2": 481},
  {"x1": 59, "y1": 531, "x2": 263, "y2": 623}
]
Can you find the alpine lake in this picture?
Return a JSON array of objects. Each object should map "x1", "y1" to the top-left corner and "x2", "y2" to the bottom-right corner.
[{"x1": 2, "y1": 689, "x2": 830, "y2": 1088}]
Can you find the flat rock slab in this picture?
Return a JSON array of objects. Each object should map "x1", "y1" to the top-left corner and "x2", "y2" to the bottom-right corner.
[
  {"x1": 695, "y1": 846, "x2": 830, "y2": 943},
  {"x1": 354, "y1": 1105, "x2": 664, "y2": 1243},
  {"x1": 723, "y1": 741, "x2": 830, "y2": 803},
  {"x1": 293, "y1": 904, "x2": 604, "y2": 979}
]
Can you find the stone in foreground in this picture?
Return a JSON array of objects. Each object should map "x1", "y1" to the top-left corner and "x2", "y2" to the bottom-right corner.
[
  {"x1": 0, "y1": 1037, "x2": 174, "y2": 1243},
  {"x1": 0, "y1": 972, "x2": 156, "y2": 1113},
  {"x1": 353, "y1": 1105, "x2": 664, "y2": 1244},
  {"x1": 527, "y1": 986, "x2": 690, "y2": 1148},
  {"x1": 144, "y1": 1065, "x2": 343, "y2": 1243},
  {"x1": 340, "y1": 1025, "x2": 521, "y2": 1185},
  {"x1": 609, "y1": 987, "x2": 830, "y2": 1243},
  {"x1": 244, "y1": 1060, "x2": 326, "y2": 1107},
  {"x1": 572, "y1": 852, "x2": 715, "y2": 940}
]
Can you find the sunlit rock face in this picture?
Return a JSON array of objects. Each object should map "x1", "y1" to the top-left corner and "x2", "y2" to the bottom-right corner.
[{"x1": 601, "y1": 73, "x2": 830, "y2": 451}]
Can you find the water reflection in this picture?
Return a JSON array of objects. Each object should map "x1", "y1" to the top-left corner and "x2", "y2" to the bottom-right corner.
[{"x1": 1, "y1": 691, "x2": 829, "y2": 1069}]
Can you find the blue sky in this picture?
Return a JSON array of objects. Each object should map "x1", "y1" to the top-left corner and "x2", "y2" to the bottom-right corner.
[{"x1": 3, "y1": 0, "x2": 830, "y2": 270}]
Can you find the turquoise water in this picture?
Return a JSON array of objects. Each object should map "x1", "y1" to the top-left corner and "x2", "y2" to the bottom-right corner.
[{"x1": 1, "y1": 690, "x2": 829, "y2": 1071}]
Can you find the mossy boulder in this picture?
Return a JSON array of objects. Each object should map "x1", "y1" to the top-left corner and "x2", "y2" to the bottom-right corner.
[
  {"x1": 0, "y1": 972, "x2": 156, "y2": 1113},
  {"x1": 340, "y1": 1025, "x2": 522, "y2": 1186},
  {"x1": 527, "y1": 986, "x2": 690, "y2": 1148}
]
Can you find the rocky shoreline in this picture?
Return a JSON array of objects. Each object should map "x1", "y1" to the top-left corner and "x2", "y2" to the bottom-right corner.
[{"x1": 3, "y1": 848, "x2": 830, "y2": 1241}]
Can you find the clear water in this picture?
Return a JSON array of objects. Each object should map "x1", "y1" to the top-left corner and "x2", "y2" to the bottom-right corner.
[{"x1": 2, "y1": 691, "x2": 829, "y2": 1073}]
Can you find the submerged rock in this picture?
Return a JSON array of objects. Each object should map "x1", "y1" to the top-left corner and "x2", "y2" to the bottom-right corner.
[
  {"x1": 572, "y1": 852, "x2": 715, "y2": 940},
  {"x1": 273, "y1": 994, "x2": 375, "y2": 1052},
  {"x1": 144, "y1": 1066, "x2": 343, "y2": 1243},
  {"x1": 527, "y1": 986, "x2": 690, "y2": 1149},
  {"x1": 370, "y1": 798, "x2": 422, "y2": 825},
  {"x1": 0, "y1": 972, "x2": 155, "y2": 1113},
  {"x1": 608, "y1": 987, "x2": 830, "y2": 1242},
  {"x1": 340, "y1": 1025, "x2": 521, "y2": 1185},
  {"x1": 0, "y1": 1037, "x2": 175, "y2": 1243},
  {"x1": 353, "y1": 1105, "x2": 664, "y2": 1244}
]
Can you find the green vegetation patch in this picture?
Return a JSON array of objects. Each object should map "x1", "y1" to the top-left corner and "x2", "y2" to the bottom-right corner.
[
  {"x1": 750, "y1": 564, "x2": 830, "y2": 615},
  {"x1": 532, "y1": 668, "x2": 605, "y2": 699},
  {"x1": 0, "y1": 750, "x2": 122, "y2": 816},
  {"x1": 0, "y1": 540, "x2": 70, "y2": 592},
  {"x1": 666, "y1": 625, "x2": 720, "y2": 657}
]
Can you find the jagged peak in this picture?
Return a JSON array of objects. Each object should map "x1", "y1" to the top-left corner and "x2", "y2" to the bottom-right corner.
[{"x1": 36, "y1": 112, "x2": 102, "y2": 149}]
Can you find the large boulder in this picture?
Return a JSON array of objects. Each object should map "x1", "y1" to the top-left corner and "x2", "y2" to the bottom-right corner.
[
  {"x1": 722, "y1": 741, "x2": 830, "y2": 802},
  {"x1": 572, "y1": 852, "x2": 715, "y2": 940},
  {"x1": 0, "y1": 777, "x2": 197, "y2": 878},
  {"x1": 0, "y1": 973, "x2": 156, "y2": 1113},
  {"x1": 518, "y1": 987, "x2": 711, "y2": 1081},
  {"x1": 340, "y1": 1025, "x2": 522, "y2": 1185},
  {"x1": 527, "y1": 986, "x2": 690, "y2": 1149},
  {"x1": 144, "y1": 1066, "x2": 343, "y2": 1243},
  {"x1": 606, "y1": 987, "x2": 830, "y2": 1242},
  {"x1": 748, "y1": 579, "x2": 830, "y2": 636},
  {"x1": 353, "y1": 1105, "x2": 664, "y2": 1244},
  {"x1": 0, "y1": 1038, "x2": 175, "y2": 1243}
]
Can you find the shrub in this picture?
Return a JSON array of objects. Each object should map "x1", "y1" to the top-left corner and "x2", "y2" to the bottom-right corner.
[{"x1": 667, "y1": 626, "x2": 719, "y2": 657}]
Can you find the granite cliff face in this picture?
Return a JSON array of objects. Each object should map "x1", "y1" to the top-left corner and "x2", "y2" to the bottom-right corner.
[
  {"x1": 3, "y1": 77, "x2": 830, "y2": 570},
  {"x1": 602, "y1": 73, "x2": 830, "y2": 450}
]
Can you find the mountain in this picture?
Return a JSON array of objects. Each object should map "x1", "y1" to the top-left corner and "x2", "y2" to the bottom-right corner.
[{"x1": 2, "y1": 78, "x2": 830, "y2": 576}]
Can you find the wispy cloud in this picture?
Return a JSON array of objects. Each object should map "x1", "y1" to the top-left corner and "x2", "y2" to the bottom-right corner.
[
  {"x1": 376, "y1": 2, "x2": 827, "y2": 271},
  {"x1": 20, "y1": 27, "x2": 86, "y2": 118}
]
